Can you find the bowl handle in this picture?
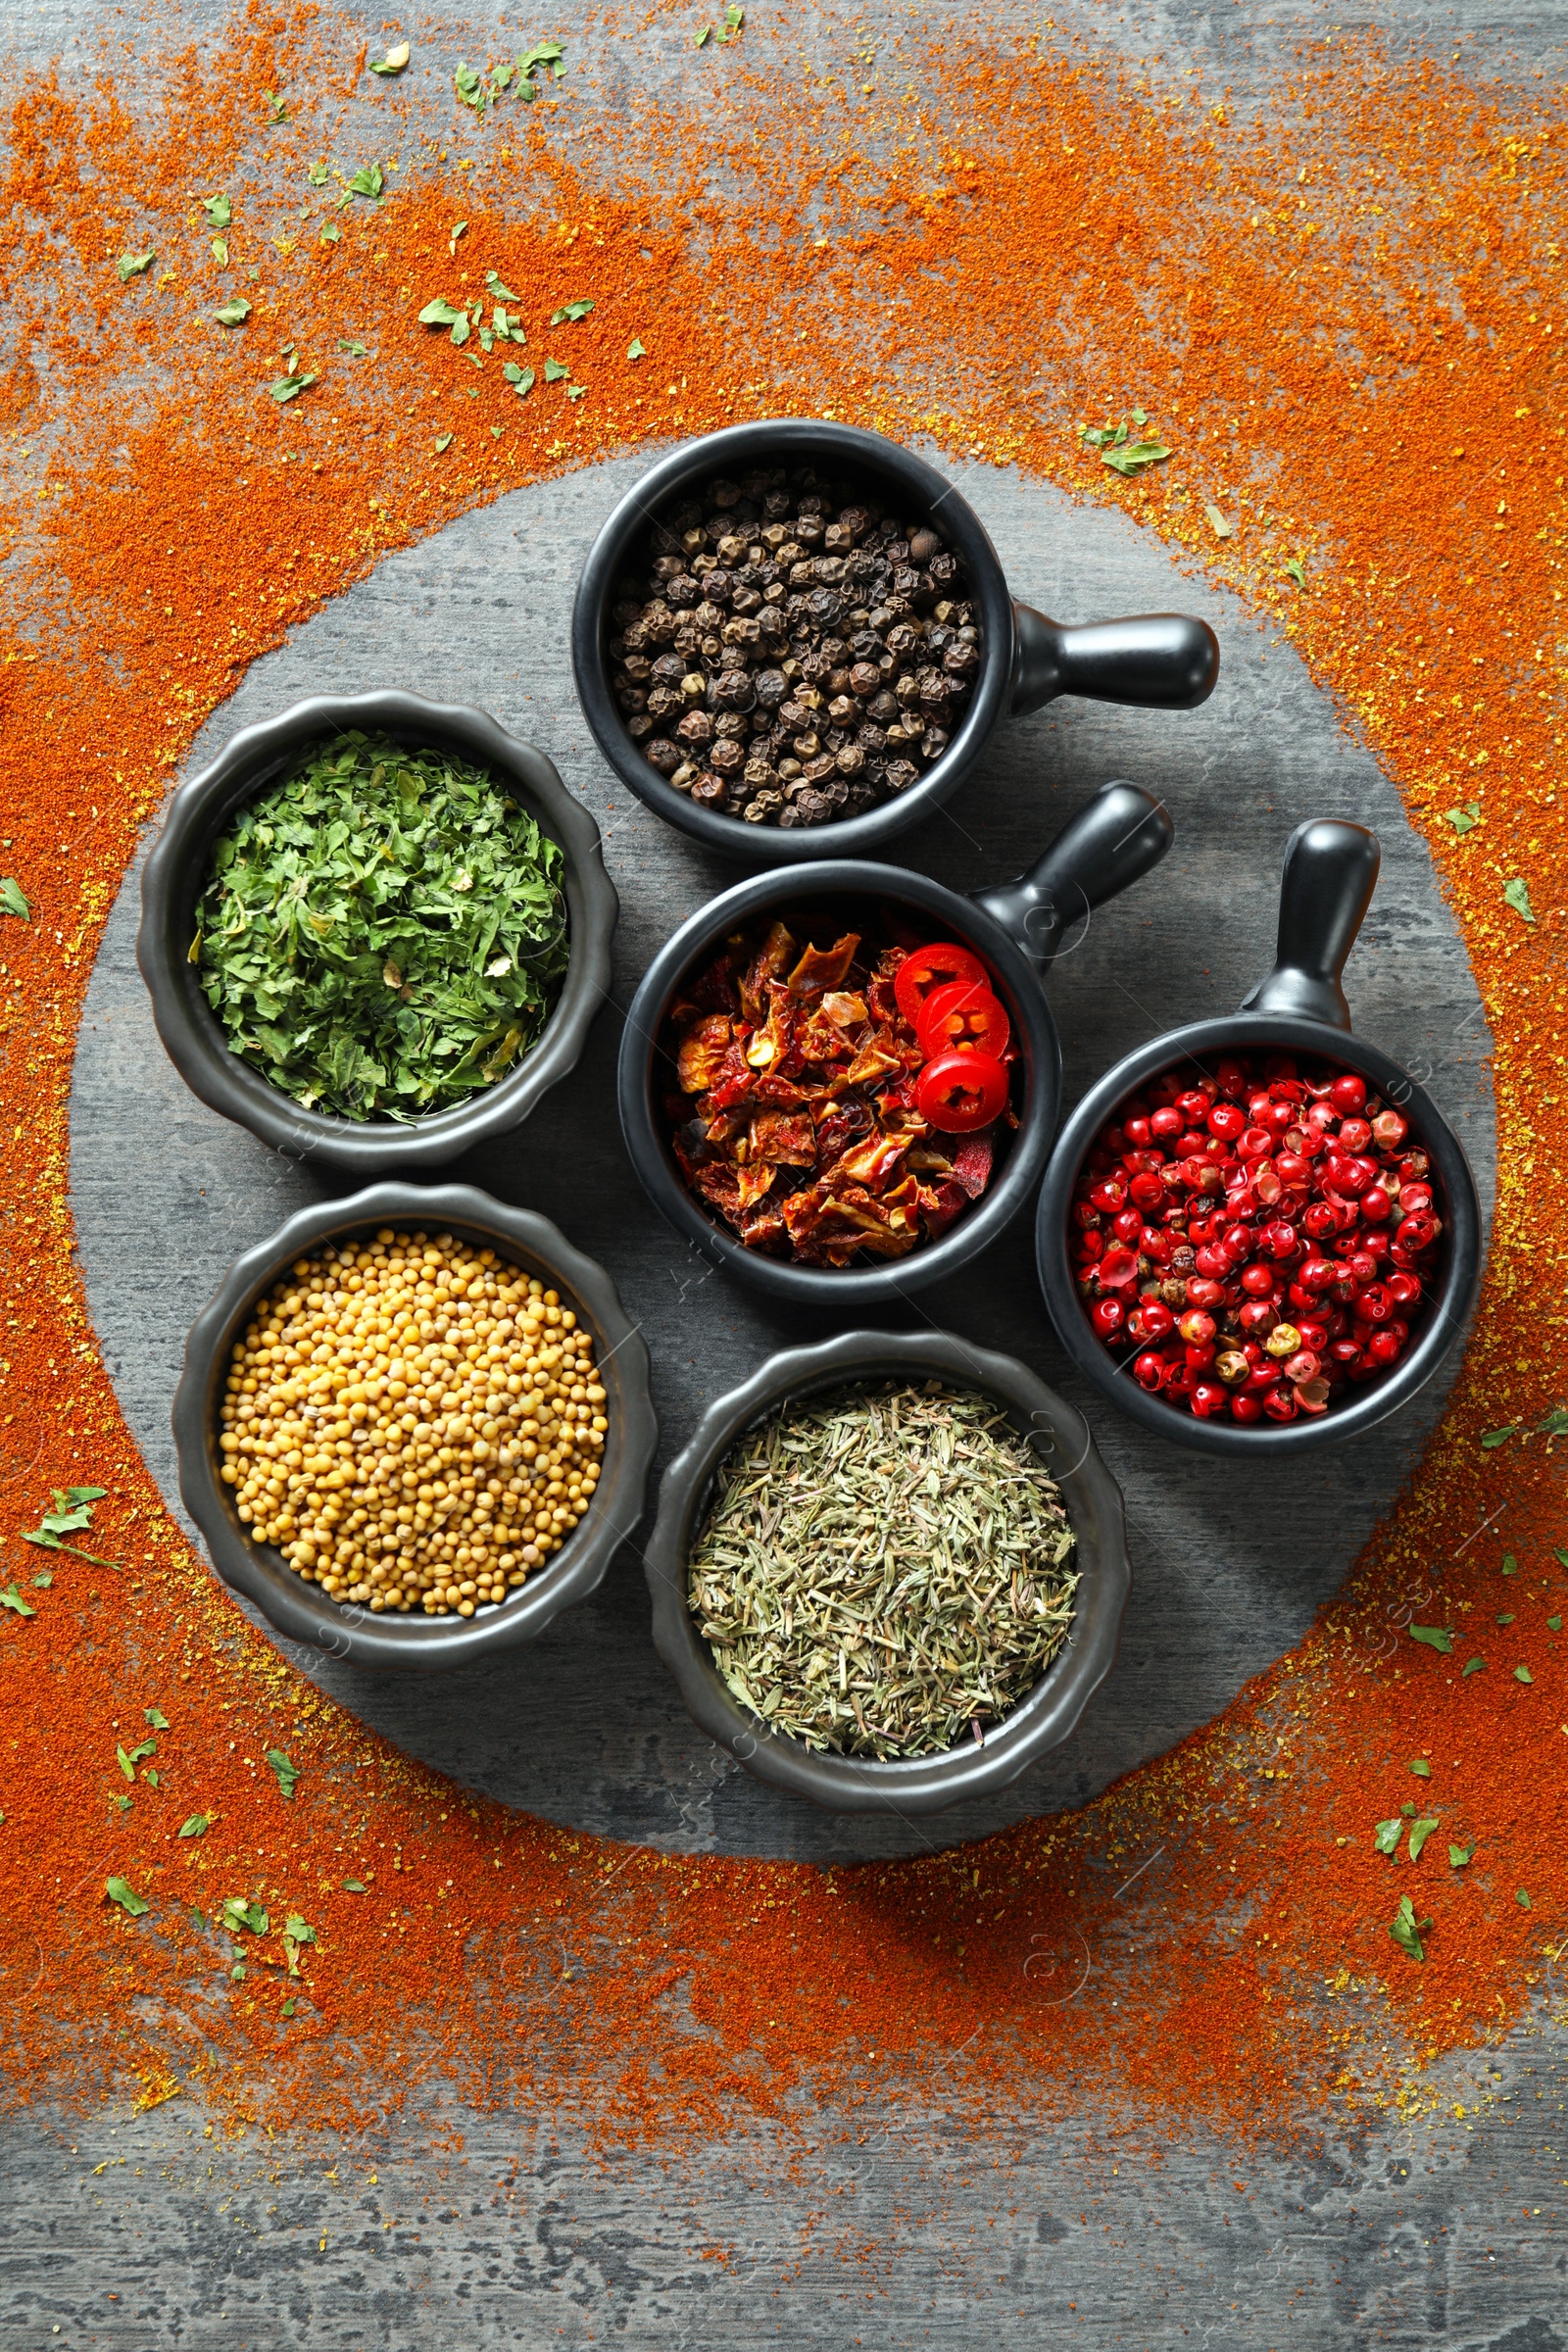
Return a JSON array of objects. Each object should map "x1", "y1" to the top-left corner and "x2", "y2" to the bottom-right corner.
[
  {"x1": 1010, "y1": 603, "x2": 1220, "y2": 717},
  {"x1": 1239, "y1": 818, "x2": 1380, "y2": 1031},
  {"x1": 970, "y1": 779, "x2": 1173, "y2": 967}
]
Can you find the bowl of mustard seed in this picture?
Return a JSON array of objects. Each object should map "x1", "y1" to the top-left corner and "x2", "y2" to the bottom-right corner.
[{"x1": 173, "y1": 1183, "x2": 658, "y2": 1671}]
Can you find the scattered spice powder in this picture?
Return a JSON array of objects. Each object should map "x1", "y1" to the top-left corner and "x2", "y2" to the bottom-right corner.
[{"x1": 0, "y1": 9, "x2": 1563, "y2": 2154}]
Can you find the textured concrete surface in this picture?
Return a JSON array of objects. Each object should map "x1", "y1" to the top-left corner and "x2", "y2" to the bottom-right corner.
[
  {"x1": 72, "y1": 453, "x2": 1495, "y2": 1863},
  {"x1": 14, "y1": 0, "x2": 1567, "y2": 2342}
]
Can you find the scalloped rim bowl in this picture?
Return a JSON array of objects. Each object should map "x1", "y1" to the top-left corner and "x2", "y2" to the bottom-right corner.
[
  {"x1": 172, "y1": 1183, "x2": 659, "y2": 1672},
  {"x1": 137, "y1": 690, "x2": 618, "y2": 1174},
  {"x1": 643, "y1": 1328, "x2": 1130, "y2": 1814}
]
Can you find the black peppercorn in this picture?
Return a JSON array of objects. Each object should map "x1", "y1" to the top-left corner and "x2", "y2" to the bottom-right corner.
[{"x1": 612, "y1": 468, "x2": 980, "y2": 831}]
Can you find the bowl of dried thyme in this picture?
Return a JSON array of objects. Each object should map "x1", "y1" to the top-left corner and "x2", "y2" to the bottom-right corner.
[
  {"x1": 137, "y1": 692, "x2": 617, "y2": 1172},
  {"x1": 172, "y1": 1182, "x2": 659, "y2": 1671},
  {"x1": 644, "y1": 1329, "x2": 1130, "y2": 1813}
]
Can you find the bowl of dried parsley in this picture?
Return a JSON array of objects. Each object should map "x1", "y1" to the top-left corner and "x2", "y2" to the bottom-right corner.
[
  {"x1": 137, "y1": 692, "x2": 617, "y2": 1171},
  {"x1": 644, "y1": 1328, "x2": 1130, "y2": 1813}
]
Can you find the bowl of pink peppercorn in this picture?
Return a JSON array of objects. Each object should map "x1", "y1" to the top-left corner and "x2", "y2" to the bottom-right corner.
[{"x1": 1035, "y1": 818, "x2": 1483, "y2": 1456}]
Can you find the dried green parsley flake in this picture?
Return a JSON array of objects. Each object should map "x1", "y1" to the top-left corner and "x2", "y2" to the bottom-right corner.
[
  {"x1": 195, "y1": 731, "x2": 569, "y2": 1122},
  {"x1": 688, "y1": 1383, "x2": 1079, "y2": 1761}
]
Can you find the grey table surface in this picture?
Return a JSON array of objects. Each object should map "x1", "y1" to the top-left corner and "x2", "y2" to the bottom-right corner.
[{"x1": 11, "y1": 0, "x2": 1567, "y2": 2343}]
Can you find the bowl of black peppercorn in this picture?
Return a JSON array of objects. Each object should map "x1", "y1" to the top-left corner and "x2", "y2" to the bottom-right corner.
[{"x1": 571, "y1": 418, "x2": 1220, "y2": 867}]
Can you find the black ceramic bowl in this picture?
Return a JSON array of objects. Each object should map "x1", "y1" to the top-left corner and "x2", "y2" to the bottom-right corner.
[
  {"x1": 1036, "y1": 819, "x2": 1485, "y2": 1457},
  {"x1": 172, "y1": 1183, "x2": 658, "y2": 1671},
  {"x1": 644, "y1": 1329, "x2": 1130, "y2": 1815},
  {"x1": 571, "y1": 418, "x2": 1218, "y2": 867},
  {"x1": 138, "y1": 691, "x2": 618, "y2": 1174},
  {"x1": 617, "y1": 779, "x2": 1173, "y2": 1307}
]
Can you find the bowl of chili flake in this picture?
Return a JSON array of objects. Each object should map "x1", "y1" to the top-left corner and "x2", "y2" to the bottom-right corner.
[{"x1": 617, "y1": 780, "x2": 1175, "y2": 1304}]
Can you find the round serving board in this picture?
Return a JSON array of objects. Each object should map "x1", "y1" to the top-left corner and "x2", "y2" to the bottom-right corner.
[{"x1": 69, "y1": 454, "x2": 1495, "y2": 1860}]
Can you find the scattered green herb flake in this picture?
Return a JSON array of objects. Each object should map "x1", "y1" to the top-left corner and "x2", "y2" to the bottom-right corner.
[
  {"x1": 0, "y1": 1583, "x2": 35, "y2": 1618},
  {"x1": 1100, "y1": 438, "x2": 1171, "y2": 478},
  {"x1": 211, "y1": 236, "x2": 228, "y2": 267},
  {"x1": 231, "y1": 1962, "x2": 246, "y2": 1981},
  {"x1": 1503, "y1": 1552, "x2": 1519, "y2": 1576},
  {"x1": 29, "y1": 1569, "x2": 52, "y2": 1589},
  {"x1": 1481, "y1": 1425, "x2": 1517, "y2": 1448},
  {"x1": 267, "y1": 368, "x2": 318, "y2": 403},
  {"x1": 284, "y1": 1913, "x2": 315, "y2": 1945},
  {"x1": 1549, "y1": 1616, "x2": 1562, "y2": 1633},
  {"x1": 1463, "y1": 1656, "x2": 1486, "y2": 1677},
  {"x1": 1518, "y1": 1887, "x2": 1533, "y2": 1909},
  {"x1": 1497, "y1": 1612, "x2": 1516, "y2": 1626},
  {"x1": 202, "y1": 194, "x2": 232, "y2": 229},
  {"x1": 505, "y1": 363, "x2": 536, "y2": 396},
  {"x1": 455, "y1": 60, "x2": 487, "y2": 108},
  {"x1": 565, "y1": 383, "x2": 585, "y2": 401},
  {"x1": 1373, "y1": 1816, "x2": 1401, "y2": 1856},
  {"x1": 1515, "y1": 1664, "x2": 1535, "y2": 1685},
  {"x1": 1389, "y1": 1894, "x2": 1430, "y2": 1963},
  {"x1": 117, "y1": 1740, "x2": 155, "y2": 1781},
  {"x1": 20, "y1": 1486, "x2": 116, "y2": 1566},
  {"x1": 1537, "y1": 1405, "x2": 1568, "y2": 1437},
  {"x1": 486, "y1": 270, "x2": 522, "y2": 301},
  {"x1": 451, "y1": 314, "x2": 471, "y2": 348},
  {"x1": 0, "y1": 879, "x2": 29, "y2": 920},
  {"x1": 1409, "y1": 1625, "x2": 1453, "y2": 1654},
  {"x1": 1408, "y1": 1816, "x2": 1440, "y2": 1862},
  {"x1": 1503, "y1": 876, "x2": 1536, "y2": 924},
  {"x1": 348, "y1": 163, "x2": 385, "y2": 201},
  {"x1": 114, "y1": 1791, "x2": 131, "y2": 1813},
  {"x1": 267, "y1": 91, "x2": 289, "y2": 122},
  {"x1": 221, "y1": 1896, "x2": 269, "y2": 1936},
  {"x1": 370, "y1": 40, "x2": 410, "y2": 74},
  {"x1": 696, "y1": 24, "x2": 712, "y2": 44},
  {"x1": 1282, "y1": 556, "x2": 1307, "y2": 587},
  {"x1": 717, "y1": 3, "x2": 745, "y2": 38},
  {"x1": 337, "y1": 338, "x2": 368, "y2": 357},
  {"x1": 1554, "y1": 1548, "x2": 1568, "y2": 1573},
  {"x1": 550, "y1": 299, "x2": 595, "y2": 323},
  {"x1": 178, "y1": 1814, "x2": 210, "y2": 1838},
  {"x1": 1203, "y1": 502, "x2": 1234, "y2": 539},
  {"x1": 281, "y1": 1997, "x2": 297, "y2": 2016},
  {"x1": 1445, "y1": 802, "x2": 1481, "y2": 833},
  {"x1": 627, "y1": 337, "x2": 646, "y2": 361},
  {"x1": 145, "y1": 1767, "x2": 159, "y2": 1789},
  {"x1": 319, "y1": 223, "x2": 341, "y2": 245},
  {"x1": 307, "y1": 159, "x2": 330, "y2": 185},
  {"x1": 265, "y1": 1747, "x2": 300, "y2": 1799},
  {"x1": 1400, "y1": 1802, "x2": 1418, "y2": 1820},
  {"x1": 543, "y1": 357, "x2": 570, "y2": 381},
  {"x1": 417, "y1": 297, "x2": 466, "y2": 331},
  {"x1": 518, "y1": 40, "x2": 565, "y2": 79},
  {"x1": 117, "y1": 251, "x2": 155, "y2": 282},
  {"x1": 1408, "y1": 1758, "x2": 1432, "y2": 1779},
  {"x1": 214, "y1": 297, "x2": 251, "y2": 326},
  {"x1": 1448, "y1": 1840, "x2": 1475, "y2": 1868},
  {"x1": 195, "y1": 729, "x2": 568, "y2": 1122},
  {"x1": 106, "y1": 1877, "x2": 149, "y2": 1919},
  {"x1": 145, "y1": 1707, "x2": 171, "y2": 1730},
  {"x1": 434, "y1": 431, "x2": 454, "y2": 452},
  {"x1": 343, "y1": 1878, "x2": 366, "y2": 1892}
]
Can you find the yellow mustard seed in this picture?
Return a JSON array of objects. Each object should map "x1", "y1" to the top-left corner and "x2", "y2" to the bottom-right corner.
[{"x1": 217, "y1": 1228, "x2": 610, "y2": 1618}]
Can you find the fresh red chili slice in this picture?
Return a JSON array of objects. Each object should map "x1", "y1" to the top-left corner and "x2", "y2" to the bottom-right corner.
[
  {"x1": 892, "y1": 941, "x2": 988, "y2": 1026},
  {"x1": 915, "y1": 1050, "x2": 1009, "y2": 1134},
  {"x1": 916, "y1": 977, "x2": 1011, "y2": 1061}
]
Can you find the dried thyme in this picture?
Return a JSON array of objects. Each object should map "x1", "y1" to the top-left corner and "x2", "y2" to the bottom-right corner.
[
  {"x1": 194, "y1": 729, "x2": 569, "y2": 1121},
  {"x1": 688, "y1": 1382, "x2": 1078, "y2": 1760}
]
